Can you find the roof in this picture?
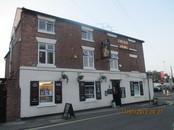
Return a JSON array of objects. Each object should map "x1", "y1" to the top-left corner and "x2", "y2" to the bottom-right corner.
[{"x1": 21, "y1": 7, "x2": 144, "y2": 43}]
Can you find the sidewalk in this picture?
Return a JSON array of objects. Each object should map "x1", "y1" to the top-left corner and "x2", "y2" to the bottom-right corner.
[
  {"x1": 0, "y1": 101, "x2": 165, "y2": 130},
  {"x1": 154, "y1": 91, "x2": 174, "y2": 105}
]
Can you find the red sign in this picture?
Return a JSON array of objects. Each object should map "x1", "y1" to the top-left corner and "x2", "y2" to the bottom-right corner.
[
  {"x1": 160, "y1": 80, "x2": 164, "y2": 84},
  {"x1": 160, "y1": 71, "x2": 165, "y2": 78}
]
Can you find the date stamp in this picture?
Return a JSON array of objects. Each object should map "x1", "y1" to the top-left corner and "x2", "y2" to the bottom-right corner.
[{"x1": 121, "y1": 109, "x2": 163, "y2": 114}]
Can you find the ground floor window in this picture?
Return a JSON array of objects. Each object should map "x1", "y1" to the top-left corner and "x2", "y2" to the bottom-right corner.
[
  {"x1": 133, "y1": 82, "x2": 140, "y2": 96},
  {"x1": 79, "y1": 81, "x2": 101, "y2": 101},
  {"x1": 30, "y1": 81, "x2": 62, "y2": 106},
  {"x1": 39, "y1": 81, "x2": 54, "y2": 103},
  {"x1": 130, "y1": 81, "x2": 144, "y2": 96},
  {"x1": 84, "y1": 82, "x2": 95, "y2": 100}
]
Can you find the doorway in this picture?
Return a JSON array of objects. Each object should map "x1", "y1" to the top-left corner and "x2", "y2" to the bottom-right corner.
[
  {"x1": 0, "y1": 79, "x2": 7, "y2": 123},
  {"x1": 112, "y1": 80, "x2": 121, "y2": 106}
]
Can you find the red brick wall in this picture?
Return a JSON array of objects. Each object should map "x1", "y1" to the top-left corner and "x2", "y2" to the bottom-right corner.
[
  {"x1": 4, "y1": 14, "x2": 22, "y2": 121},
  {"x1": 6, "y1": 79, "x2": 20, "y2": 121},
  {"x1": 19, "y1": 10, "x2": 146, "y2": 72}
]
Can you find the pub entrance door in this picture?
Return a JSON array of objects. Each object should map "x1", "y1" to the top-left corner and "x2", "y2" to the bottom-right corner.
[
  {"x1": 112, "y1": 80, "x2": 121, "y2": 106},
  {"x1": 0, "y1": 79, "x2": 7, "y2": 123}
]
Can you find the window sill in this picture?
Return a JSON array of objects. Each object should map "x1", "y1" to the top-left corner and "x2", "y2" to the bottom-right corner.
[
  {"x1": 37, "y1": 64, "x2": 56, "y2": 68},
  {"x1": 85, "y1": 99, "x2": 97, "y2": 103},
  {"x1": 134, "y1": 95, "x2": 141, "y2": 98},
  {"x1": 83, "y1": 67, "x2": 96, "y2": 70},
  {"x1": 38, "y1": 30, "x2": 55, "y2": 35},
  {"x1": 37, "y1": 103, "x2": 56, "y2": 108},
  {"x1": 110, "y1": 69, "x2": 120, "y2": 71},
  {"x1": 81, "y1": 38, "x2": 94, "y2": 43}
]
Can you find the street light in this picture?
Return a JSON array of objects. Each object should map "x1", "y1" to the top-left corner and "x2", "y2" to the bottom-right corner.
[{"x1": 147, "y1": 71, "x2": 153, "y2": 103}]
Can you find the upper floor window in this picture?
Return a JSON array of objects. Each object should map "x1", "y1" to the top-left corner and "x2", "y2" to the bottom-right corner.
[
  {"x1": 38, "y1": 15, "x2": 55, "y2": 34},
  {"x1": 39, "y1": 43, "x2": 55, "y2": 64},
  {"x1": 110, "y1": 51, "x2": 119, "y2": 71},
  {"x1": 82, "y1": 46, "x2": 95, "y2": 69},
  {"x1": 83, "y1": 50, "x2": 94, "y2": 69},
  {"x1": 36, "y1": 37, "x2": 56, "y2": 68},
  {"x1": 81, "y1": 26, "x2": 94, "y2": 42}
]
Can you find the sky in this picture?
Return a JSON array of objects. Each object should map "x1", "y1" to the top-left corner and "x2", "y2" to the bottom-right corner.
[{"x1": 0, "y1": 0, "x2": 174, "y2": 77}]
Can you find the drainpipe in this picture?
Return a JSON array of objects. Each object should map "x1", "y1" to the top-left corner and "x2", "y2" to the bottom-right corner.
[{"x1": 9, "y1": 41, "x2": 13, "y2": 78}]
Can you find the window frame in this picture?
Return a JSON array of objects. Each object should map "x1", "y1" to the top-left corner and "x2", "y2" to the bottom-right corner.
[
  {"x1": 110, "y1": 51, "x2": 119, "y2": 71},
  {"x1": 39, "y1": 81, "x2": 55, "y2": 105},
  {"x1": 82, "y1": 46, "x2": 95, "y2": 70},
  {"x1": 38, "y1": 43, "x2": 55, "y2": 65},
  {"x1": 81, "y1": 26, "x2": 94, "y2": 42},
  {"x1": 36, "y1": 37, "x2": 56, "y2": 68},
  {"x1": 133, "y1": 82, "x2": 140, "y2": 96},
  {"x1": 37, "y1": 15, "x2": 55, "y2": 35},
  {"x1": 84, "y1": 81, "x2": 96, "y2": 101}
]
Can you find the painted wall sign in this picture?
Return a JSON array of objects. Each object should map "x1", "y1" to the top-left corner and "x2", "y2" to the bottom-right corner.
[
  {"x1": 118, "y1": 39, "x2": 128, "y2": 45},
  {"x1": 118, "y1": 39, "x2": 129, "y2": 50},
  {"x1": 119, "y1": 45, "x2": 128, "y2": 49}
]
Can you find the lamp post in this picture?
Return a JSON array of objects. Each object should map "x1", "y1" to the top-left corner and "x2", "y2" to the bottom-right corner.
[{"x1": 147, "y1": 71, "x2": 153, "y2": 103}]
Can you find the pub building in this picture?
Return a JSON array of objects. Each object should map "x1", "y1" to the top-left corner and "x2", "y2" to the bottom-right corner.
[{"x1": 3, "y1": 8, "x2": 153, "y2": 121}]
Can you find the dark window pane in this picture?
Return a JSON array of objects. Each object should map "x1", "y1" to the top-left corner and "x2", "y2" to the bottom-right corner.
[
  {"x1": 39, "y1": 44, "x2": 46, "y2": 50},
  {"x1": 39, "y1": 51, "x2": 46, "y2": 63},
  {"x1": 47, "y1": 22, "x2": 53, "y2": 32},
  {"x1": 47, "y1": 44, "x2": 53, "y2": 50},
  {"x1": 82, "y1": 31, "x2": 87, "y2": 39},
  {"x1": 47, "y1": 52, "x2": 53, "y2": 64},
  {"x1": 39, "y1": 19, "x2": 45, "y2": 30}
]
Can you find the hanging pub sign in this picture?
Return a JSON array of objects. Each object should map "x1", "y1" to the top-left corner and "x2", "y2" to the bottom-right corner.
[{"x1": 101, "y1": 39, "x2": 111, "y2": 59}]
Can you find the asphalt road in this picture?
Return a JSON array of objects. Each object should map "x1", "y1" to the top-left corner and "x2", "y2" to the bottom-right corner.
[{"x1": 27, "y1": 105, "x2": 174, "y2": 130}]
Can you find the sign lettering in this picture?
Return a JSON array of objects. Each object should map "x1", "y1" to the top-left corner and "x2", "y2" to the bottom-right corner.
[{"x1": 118, "y1": 39, "x2": 129, "y2": 50}]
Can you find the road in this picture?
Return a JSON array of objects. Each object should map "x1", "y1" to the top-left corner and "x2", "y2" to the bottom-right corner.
[{"x1": 27, "y1": 105, "x2": 174, "y2": 130}]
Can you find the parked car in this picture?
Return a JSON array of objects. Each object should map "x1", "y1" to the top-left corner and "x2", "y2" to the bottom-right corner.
[{"x1": 154, "y1": 86, "x2": 162, "y2": 92}]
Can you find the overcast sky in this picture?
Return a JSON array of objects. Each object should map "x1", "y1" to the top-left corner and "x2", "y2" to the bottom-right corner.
[{"x1": 1, "y1": 0, "x2": 174, "y2": 77}]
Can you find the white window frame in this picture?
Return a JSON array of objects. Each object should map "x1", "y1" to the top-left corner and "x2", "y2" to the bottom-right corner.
[
  {"x1": 82, "y1": 46, "x2": 95, "y2": 70},
  {"x1": 36, "y1": 37, "x2": 56, "y2": 68},
  {"x1": 110, "y1": 51, "x2": 119, "y2": 71},
  {"x1": 84, "y1": 81, "x2": 96, "y2": 101},
  {"x1": 129, "y1": 54, "x2": 138, "y2": 58},
  {"x1": 81, "y1": 26, "x2": 94, "y2": 42},
  {"x1": 39, "y1": 81, "x2": 55, "y2": 105},
  {"x1": 133, "y1": 82, "x2": 140, "y2": 96},
  {"x1": 37, "y1": 15, "x2": 55, "y2": 35},
  {"x1": 107, "y1": 33, "x2": 117, "y2": 38}
]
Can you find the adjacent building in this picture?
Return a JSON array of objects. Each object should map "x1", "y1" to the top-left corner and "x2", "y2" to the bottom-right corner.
[{"x1": 4, "y1": 8, "x2": 153, "y2": 121}]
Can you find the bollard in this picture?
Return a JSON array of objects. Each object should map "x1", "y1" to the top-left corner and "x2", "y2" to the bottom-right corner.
[
  {"x1": 111, "y1": 100, "x2": 116, "y2": 108},
  {"x1": 153, "y1": 97, "x2": 158, "y2": 105}
]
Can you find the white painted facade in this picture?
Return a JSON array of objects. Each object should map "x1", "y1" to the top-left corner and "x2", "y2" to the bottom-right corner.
[{"x1": 19, "y1": 66, "x2": 154, "y2": 118}]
